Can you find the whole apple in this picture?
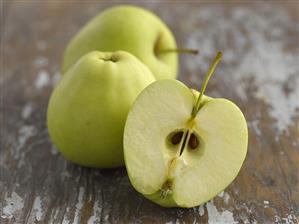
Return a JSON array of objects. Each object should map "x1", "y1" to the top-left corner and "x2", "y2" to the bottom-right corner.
[
  {"x1": 47, "y1": 51, "x2": 155, "y2": 167},
  {"x1": 62, "y1": 5, "x2": 178, "y2": 80}
]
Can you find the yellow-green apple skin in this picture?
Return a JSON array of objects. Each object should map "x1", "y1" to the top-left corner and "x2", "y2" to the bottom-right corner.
[
  {"x1": 47, "y1": 51, "x2": 155, "y2": 168},
  {"x1": 124, "y1": 79, "x2": 248, "y2": 207},
  {"x1": 62, "y1": 5, "x2": 178, "y2": 80}
]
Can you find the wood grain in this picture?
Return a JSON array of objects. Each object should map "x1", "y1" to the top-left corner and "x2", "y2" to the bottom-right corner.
[{"x1": 1, "y1": 1, "x2": 298, "y2": 223}]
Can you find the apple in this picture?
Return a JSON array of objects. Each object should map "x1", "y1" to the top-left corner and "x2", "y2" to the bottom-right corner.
[
  {"x1": 62, "y1": 5, "x2": 197, "y2": 80},
  {"x1": 124, "y1": 52, "x2": 248, "y2": 207},
  {"x1": 47, "y1": 51, "x2": 155, "y2": 168}
]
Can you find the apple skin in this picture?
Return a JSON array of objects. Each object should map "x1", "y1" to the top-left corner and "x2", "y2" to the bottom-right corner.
[
  {"x1": 62, "y1": 5, "x2": 178, "y2": 80},
  {"x1": 47, "y1": 51, "x2": 155, "y2": 168}
]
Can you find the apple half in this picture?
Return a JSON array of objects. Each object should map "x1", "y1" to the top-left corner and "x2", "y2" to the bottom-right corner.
[{"x1": 124, "y1": 53, "x2": 248, "y2": 207}]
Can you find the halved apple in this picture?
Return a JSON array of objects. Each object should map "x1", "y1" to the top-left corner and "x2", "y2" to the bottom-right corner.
[{"x1": 123, "y1": 53, "x2": 248, "y2": 207}]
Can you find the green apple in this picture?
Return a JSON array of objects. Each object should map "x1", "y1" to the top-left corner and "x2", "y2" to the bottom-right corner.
[
  {"x1": 124, "y1": 52, "x2": 248, "y2": 207},
  {"x1": 47, "y1": 51, "x2": 155, "y2": 168},
  {"x1": 62, "y1": 5, "x2": 196, "y2": 80}
]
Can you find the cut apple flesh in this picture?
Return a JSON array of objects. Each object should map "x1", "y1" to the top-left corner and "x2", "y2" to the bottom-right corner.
[{"x1": 124, "y1": 79, "x2": 248, "y2": 207}]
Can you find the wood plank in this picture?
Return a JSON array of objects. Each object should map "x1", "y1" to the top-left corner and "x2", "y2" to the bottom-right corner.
[{"x1": 1, "y1": 1, "x2": 298, "y2": 223}]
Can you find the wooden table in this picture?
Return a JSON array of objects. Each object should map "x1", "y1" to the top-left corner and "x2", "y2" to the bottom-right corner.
[{"x1": 1, "y1": 1, "x2": 298, "y2": 223}]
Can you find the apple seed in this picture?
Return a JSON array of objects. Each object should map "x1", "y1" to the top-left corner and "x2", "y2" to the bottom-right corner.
[
  {"x1": 188, "y1": 133, "x2": 199, "y2": 149},
  {"x1": 171, "y1": 131, "x2": 183, "y2": 145}
]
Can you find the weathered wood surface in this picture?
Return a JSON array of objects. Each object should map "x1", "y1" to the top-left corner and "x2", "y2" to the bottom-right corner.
[{"x1": 1, "y1": 1, "x2": 298, "y2": 223}]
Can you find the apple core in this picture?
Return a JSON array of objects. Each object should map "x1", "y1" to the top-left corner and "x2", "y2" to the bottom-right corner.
[{"x1": 162, "y1": 52, "x2": 223, "y2": 188}]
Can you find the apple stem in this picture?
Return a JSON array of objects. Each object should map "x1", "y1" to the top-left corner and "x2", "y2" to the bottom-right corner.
[
  {"x1": 193, "y1": 52, "x2": 222, "y2": 116},
  {"x1": 158, "y1": 49, "x2": 199, "y2": 55}
]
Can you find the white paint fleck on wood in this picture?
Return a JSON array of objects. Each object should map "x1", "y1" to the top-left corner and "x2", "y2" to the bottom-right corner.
[
  {"x1": 193, "y1": 205, "x2": 205, "y2": 216},
  {"x1": 73, "y1": 187, "x2": 85, "y2": 224},
  {"x1": 104, "y1": 214, "x2": 109, "y2": 222},
  {"x1": 1, "y1": 192, "x2": 24, "y2": 219},
  {"x1": 275, "y1": 214, "x2": 299, "y2": 224},
  {"x1": 280, "y1": 151, "x2": 285, "y2": 156},
  {"x1": 61, "y1": 171, "x2": 72, "y2": 180},
  {"x1": 198, "y1": 205, "x2": 205, "y2": 216},
  {"x1": 15, "y1": 125, "x2": 36, "y2": 159},
  {"x1": 50, "y1": 145, "x2": 59, "y2": 156},
  {"x1": 218, "y1": 191, "x2": 224, "y2": 198},
  {"x1": 21, "y1": 103, "x2": 34, "y2": 120},
  {"x1": 35, "y1": 70, "x2": 50, "y2": 89},
  {"x1": 33, "y1": 56, "x2": 49, "y2": 68},
  {"x1": 62, "y1": 206, "x2": 71, "y2": 224},
  {"x1": 49, "y1": 208, "x2": 60, "y2": 223},
  {"x1": 27, "y1": 196, "x2": 45, "y2": 223},
  {"x1": 217, "y1": 191, "x2": 230, "y2": 204},
  {"x1": 223, "y1": 193, "x2": 230, "y2": 205},
  {"x1": 263, "y1": 200, "x2": 270, "y2": 208},
  {"x1": 32, "y1": 196, "x2": 44, "y2": 221},
  {"x1": 87, "y1": 200, "x2": 102, "y2": 224},
  {"x1": 206, "y1": 201, "x2": 237, "y2": 224},
  {"x1": 248, "y1": 120, "x2": 262, "y2": 136}
]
